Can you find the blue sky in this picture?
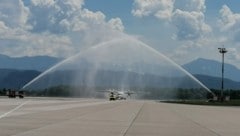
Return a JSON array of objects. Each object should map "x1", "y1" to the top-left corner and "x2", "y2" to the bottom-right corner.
[{"x1": 1, "y1": 0, "x2": 240, "y2": 67}]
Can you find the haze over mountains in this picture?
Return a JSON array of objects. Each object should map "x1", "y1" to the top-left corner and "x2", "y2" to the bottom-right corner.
[
  {"x1": 0, "y1": 54, "x2": 240, "y2": 90},
  {"x1": 183, "y1": 58, "x2": 240, "y2": 82},
  {"x1": 0, "y1": 54, "x2": 61, "y2": 71}
]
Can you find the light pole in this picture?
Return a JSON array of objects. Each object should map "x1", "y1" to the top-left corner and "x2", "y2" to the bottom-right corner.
[{"x1": 218, "y1": 47, "x2": 227, "y2": 101}]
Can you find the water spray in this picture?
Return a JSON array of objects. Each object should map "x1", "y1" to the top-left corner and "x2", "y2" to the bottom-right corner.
[{"x1": 21, "y1": 36, "x2": 216, "y2": 98}]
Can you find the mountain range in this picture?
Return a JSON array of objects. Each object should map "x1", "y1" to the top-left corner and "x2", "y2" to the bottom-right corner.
[
  {"x1": 0, "y1": 69, "x2": 41, "y2": 89},
  {"x1": 183, "y1": 58, "x2": 240, "y2": 82},
  {"x1": 0, "y1": 54, "x2": 240, "y2": 90},
  {"x1": 0, "y1": 54, "x2": 61, "y2": 71}
]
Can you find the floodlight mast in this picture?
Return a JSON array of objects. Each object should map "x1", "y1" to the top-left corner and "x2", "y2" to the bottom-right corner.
[{"x1": 218, "y1": 47, "x2": 227, "y2": 101}]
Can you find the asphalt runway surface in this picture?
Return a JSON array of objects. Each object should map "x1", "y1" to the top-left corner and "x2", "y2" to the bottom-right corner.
[{"x1": 0, "y1": 97, "x2": 240, "y2": 136}]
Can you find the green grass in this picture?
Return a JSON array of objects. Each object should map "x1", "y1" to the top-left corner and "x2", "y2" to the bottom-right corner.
[{"x1": 162, "y1": 100, "x2": 240, "y2": 106}]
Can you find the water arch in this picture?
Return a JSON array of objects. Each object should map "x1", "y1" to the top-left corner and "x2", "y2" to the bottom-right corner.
[{"x1": 22, "y1": 37, "x2": 214, "y2": 99}]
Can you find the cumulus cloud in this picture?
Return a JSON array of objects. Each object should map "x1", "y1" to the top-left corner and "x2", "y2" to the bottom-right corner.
[
  {"x1": 27, "y1": 0, "x2": 124, "y2": 34},
  {"x1": 219, "y1": 5, "x2": 240, "y2": 31},
  {"x1": 132, "y1": 0, "x2": 174, "y2": 20},
  {"x1": 0, "y1": 25, "x2": 73, "y2": 57},
  {"x1": 174, "y1": 0, "x2": 205, "y2": 12},
  {"x1": 28, "y1": 0, "x2": 85, "y2": 33},
  {"x1": 219, "y1": 5, "x2": 240, "y2": 42},
  {"x1": 108, "y1": 18, "x2": 124, "y2": 32},
  {"x1": 172, "y1": 9, "x2": 211, "y2": 40},
  {"x1": 132, "y1": 0, "x2": 211, "y2": 40},
  {"x1": 0, "y1": 0, "x2": 125, "y2": 57},
  {"x1": 0, "y1": 21, "x2": 8, "y2": 32},
  {"x1": 227, "y1": 48, "x2": 240, "y2": 60},
  {"x1": 0, "y1": 0, "x2": 29, "y2": 29}
]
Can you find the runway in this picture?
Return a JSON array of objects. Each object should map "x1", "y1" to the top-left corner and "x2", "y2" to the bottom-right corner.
[{"x1": 0, "y1": 98, "x2": 240, "y2": 136}]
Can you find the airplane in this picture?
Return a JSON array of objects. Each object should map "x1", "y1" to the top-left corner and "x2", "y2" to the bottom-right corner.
[{"x1": 98, "y1": 89, "x2": 134, "y2": 101}]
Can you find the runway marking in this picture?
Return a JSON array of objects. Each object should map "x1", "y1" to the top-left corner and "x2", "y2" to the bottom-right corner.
[
  {"x1": 10, "y1": 101, "x2": 122, "y2": 136},
  {"x1": 0, "y1": 100, "x2": 30, "y2": 119},
  {"x1": 122, "y1": 102, "x2": 144, "y2": 136},
  {"x1": 164, "y1": 104, "x2": 222, "y2": 136},
  {"x1": 25, "y1": 100, "x2": 112, "y2": 112}
]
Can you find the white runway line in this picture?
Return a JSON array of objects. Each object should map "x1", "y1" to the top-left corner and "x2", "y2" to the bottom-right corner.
[
  {"x1": 0, "y1": 100, "x2": 30, "y2": 119},
  {"x1": 122, "y1": 102, "x2": 144, "y2": 136}
]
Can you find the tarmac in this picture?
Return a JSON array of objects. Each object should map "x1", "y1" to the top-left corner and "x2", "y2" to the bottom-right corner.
[{"x1": 0, "y1": 97, "x2": 240, "y2": 136}]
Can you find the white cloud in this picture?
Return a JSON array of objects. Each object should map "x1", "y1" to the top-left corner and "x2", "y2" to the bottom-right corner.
[
  {"x1": 132, "y1": 0, "x2": 174, "y2": 20},
  {"x1": 219, "y1": 5, "x2": 240, "y2": 31},
  {"x1": 132, "y1": 0, "x2": 211, "y2": 40},
  {"x1": 172, "y1": 0, "x2": 211, "y2": 40},
  {"x1": 174, "y1": 0, "x2": 206, "y2": 12},
  {"x1": 0, "y1": 0, "x2": 125, "y2": 57},
  {"x1": 26, "y1": 0, "x2": 125, "y2": 44},
  {"x1": 0, "y1": 26, "x2": 73, "y2": 57},
  {"x1": 108, "y1": 18, "x2": 124, "y2": 32},
  {"x1": 0, "y1": 0, "x2": 29, "y2": 29},
  {"x1": 27, "y1": 0, "x2": 123, "y2": 34},
  {"x1": 219, "y1": 5, "x2": 240, "y2": 42},
  {"x1": 27, "y1": 0, "x2": 85, "y2": 33},
  {"x1": 227, "y1": 48, "x2": 240, "y2": 61},
  {"x1": 0, "y1": 21, "x2": 8, "y2": 32},
  {"x1": 30, "y1": 0, "x2": 55, "y2": 6},
  {"x1": 80, "y1": 9, "x2": 106, "y2": 25},
  {"x1": 172, "y1": 10, "x2": 211, "y2": 40}
]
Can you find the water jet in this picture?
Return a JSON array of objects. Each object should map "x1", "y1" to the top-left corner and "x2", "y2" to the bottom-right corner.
[{"x1": 22, "y1": 37, "x2": 216, "y2": 99}]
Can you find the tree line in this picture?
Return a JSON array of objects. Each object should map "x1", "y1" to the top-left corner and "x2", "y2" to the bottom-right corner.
[{"x1": 1, "y1": 86, "x2": 240, "y2": 100}]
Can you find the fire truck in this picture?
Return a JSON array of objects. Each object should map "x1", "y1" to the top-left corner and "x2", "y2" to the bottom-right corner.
[{"x1": 6, "y1": 89, "x2": 25, "y2": 98}]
